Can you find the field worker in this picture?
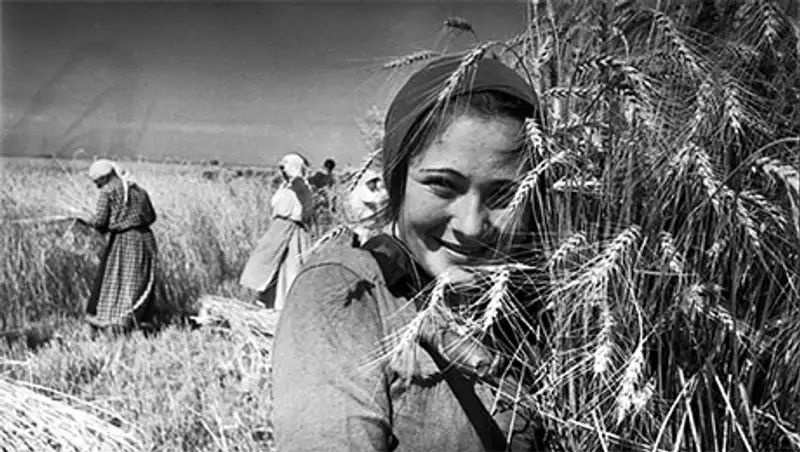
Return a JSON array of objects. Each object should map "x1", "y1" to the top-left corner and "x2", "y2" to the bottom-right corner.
[
  {"x1": 240, "y1": 152, "x2": 314, "y2": 310},
  {"x1": 345, "y1": 168, "x2": 387, "y2": 243},
  {"x1": 78, "y1": 159, "x2": 158, "y2": 333},
  {"x1": 308, "y1": 157, "x2": 337, "y2": 191},
  {"x1": 273, "y1": 53, "x2": 545, "y2": 450}
]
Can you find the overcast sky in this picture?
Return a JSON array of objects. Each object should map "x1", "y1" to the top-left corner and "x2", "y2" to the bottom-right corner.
[{"x1": 2, "y1": 1, "x2": 530, "y2": 166}]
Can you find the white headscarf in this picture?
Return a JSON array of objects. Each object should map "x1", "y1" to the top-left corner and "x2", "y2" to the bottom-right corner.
[
  {"x1": 278, "y1": 153, "x2": 310, "y2": 181},
  {"x1": 88, "y1": 158, "x2": 135, "y2": 205}
]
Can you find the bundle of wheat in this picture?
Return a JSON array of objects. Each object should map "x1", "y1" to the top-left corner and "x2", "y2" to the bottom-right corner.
[
  {"x1": 0, "y1": 376, "x2": 144, "y2": 452},
  {"x1": 191, "y1": 295, "x2": 280, "y2": 341},
  {"x1": 369, "y1": 1, "x2": 800, "y2": 450}
]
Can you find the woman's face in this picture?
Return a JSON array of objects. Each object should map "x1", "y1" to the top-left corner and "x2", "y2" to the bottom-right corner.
[{"x1": 398, "y1": 113, "x2": 526, "y2": 283}]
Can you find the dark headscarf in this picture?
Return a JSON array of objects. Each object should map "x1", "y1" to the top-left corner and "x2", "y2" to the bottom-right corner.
[{"x1": 381, "y1": 52, "x2": 540, "y2": 218}]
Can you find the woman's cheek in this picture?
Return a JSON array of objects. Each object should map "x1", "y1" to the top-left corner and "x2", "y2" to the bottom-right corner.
[{"x1": 416, "y1": 190, "x2": 452, "y2": 223}]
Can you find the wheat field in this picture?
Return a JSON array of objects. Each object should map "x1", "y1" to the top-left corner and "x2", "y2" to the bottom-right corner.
[{"x1": 1, "y1": 157, "x2": 285, "y2": 450}]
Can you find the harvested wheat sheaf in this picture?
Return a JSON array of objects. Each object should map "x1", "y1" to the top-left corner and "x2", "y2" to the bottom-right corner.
[
  {"x1": 0, "y1": 376, "x2": 144, "y2": 452},
  {"x1": 191, "y1": 295, "x2": 280, "y2": 341}
]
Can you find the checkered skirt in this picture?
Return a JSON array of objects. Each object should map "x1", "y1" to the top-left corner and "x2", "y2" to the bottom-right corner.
[{"x1": 86, "y1": 228, "x2": 157, "y2": 326}]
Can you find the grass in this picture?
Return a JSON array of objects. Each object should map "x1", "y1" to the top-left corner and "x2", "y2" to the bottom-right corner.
[{"x1": 0, "y1": 318, "x2": 274, "y2": 451}]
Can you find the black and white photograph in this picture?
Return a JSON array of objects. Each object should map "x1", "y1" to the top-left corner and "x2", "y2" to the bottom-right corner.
[{"x1": 1, "y1": 0, "x2": 799, "y2": 451}]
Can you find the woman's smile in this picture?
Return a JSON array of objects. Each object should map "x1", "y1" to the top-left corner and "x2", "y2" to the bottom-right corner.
[{"x1": 432, "y1": 236, "x2": 489, "y2": 262}]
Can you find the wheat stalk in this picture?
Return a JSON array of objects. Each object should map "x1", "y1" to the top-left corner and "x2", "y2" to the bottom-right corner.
[
  {"x1": 759, "y1": 0, "x2": 782, "y2": 48},
  {"x1": 593, "y1": 300, "x2": 615, "y2": 376},
  {"x1": 503, "y1": 150, "x2": 571, "y2": 225},
  {"x1": 383, "y1": 50, "x2": 439, "y2": 70},
  {"x1": 435, "y1": 42, "x2": 498, "y2": 106},
  {"x1": 722, "y1": 80, "x2": 745, "y2": 137},
  {"x1": 544, "y1": 85, "x2": 599, "y2": 99},
  {"x1": 599, "y1": 225, "x2": 641, "y2": 267},
  {"x1": 377, "y1": 273, "x2": 451, "y2": 380},
  {"x1": 658, "y1": 231, "x2": 685, "y2": 275},
  {"x1": 346, "y1": 147, "x2": 382, "y2": 193},
  {"x1": 651, "y1": 9, "x2": 705, "y2": 77},
  {"x1": 479, "y1": 266, "x2": 511, "y2": 331},
  {"x1": 548, "y1": 231, "x2": 588, "y2": 273},
  {"x1": 671, "y1": 143, "x2": 723, "y2": 212},
  {"x1": 554, "y1": 226, "x2": 641, "y2": 305},
  {"x1": 443, "y1": 16, "x2": 474, "y2": 34},
  {"x1": 616, "y1": 343, "x2": 645, "y2": 425},
  {"x1": 687, "y1": 76, "x2": 716, "y2": 138},
  {"x1": 756, "y1": 156, "x2": 799, "y2": 197},
  {"x1": 682, "y1": 283, "x2": 753, "y2": 344}
]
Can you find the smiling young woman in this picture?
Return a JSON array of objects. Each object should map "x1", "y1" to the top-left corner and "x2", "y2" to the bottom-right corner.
[
  {"x1": 271, "y1": 53, "x2": 545, "y2": 451},
  {"x1": 397, "y1": 104, "x2": 529, "y2": 284}
]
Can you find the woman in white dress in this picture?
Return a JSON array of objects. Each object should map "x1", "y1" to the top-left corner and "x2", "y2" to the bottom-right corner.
[{"x1": 240, "y1": 153, "x2": 314, "y2": 310}]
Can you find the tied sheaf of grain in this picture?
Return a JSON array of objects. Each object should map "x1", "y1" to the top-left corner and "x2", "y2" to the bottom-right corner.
[
  {"x1": 192, "y1": 295, "x2": 278, "y2": 342},
  {"x1": 0, "y1": 376, "x2": 144, "y2": 452}
]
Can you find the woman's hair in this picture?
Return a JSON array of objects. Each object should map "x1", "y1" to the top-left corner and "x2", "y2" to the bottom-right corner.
[{"x1": 383, "y1": 90, "x2": 536, "y2": 221}]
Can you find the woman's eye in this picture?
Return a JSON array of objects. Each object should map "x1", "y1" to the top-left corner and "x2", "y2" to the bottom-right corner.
[{"x1": 426, "y1": 177, "x2": 459, "y2": 196}]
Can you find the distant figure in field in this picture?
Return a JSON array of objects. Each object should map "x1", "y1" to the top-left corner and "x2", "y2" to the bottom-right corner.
[
  {"x1": 240, "y1": 153, "x2": 314, "y2": 310},
  {"x1": 308, "y1": 158, "x2": 337, "y2": 191},
  {"x1": 346, "y1": 168, "x2": 387, "y2": 243},
  {"x1": 309, "y1": 157, "x2": 340, "y2": 226},
  {"x1": 78, "y1": 159, "x2": 158, "y2": 333}
]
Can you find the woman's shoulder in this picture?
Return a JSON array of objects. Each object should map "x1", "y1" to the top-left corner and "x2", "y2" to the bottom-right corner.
[
  {"x1": 283, "y1": 241, "x2": 389, "y2": 330},
  {"x1": 130, "y1": 181, "x2": 150, "y2": 194},
  {"x1": 301, "y1": 239, "x2": 384, "y2": 283}
]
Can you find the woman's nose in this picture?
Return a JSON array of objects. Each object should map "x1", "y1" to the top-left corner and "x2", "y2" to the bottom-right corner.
[{"x1": 450, "y1": 192, "x2": 488, "y2": 238}]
